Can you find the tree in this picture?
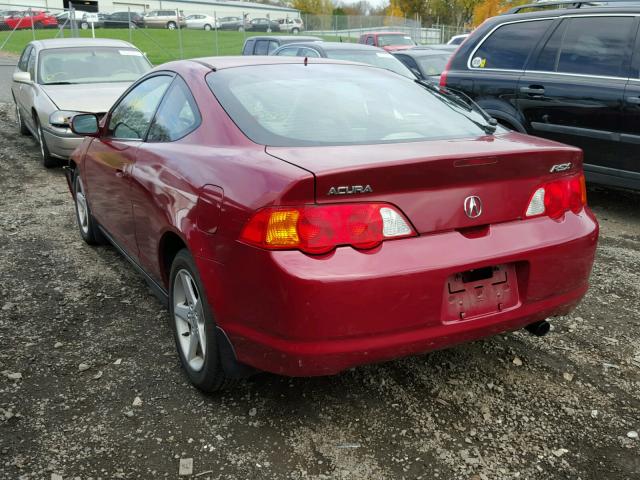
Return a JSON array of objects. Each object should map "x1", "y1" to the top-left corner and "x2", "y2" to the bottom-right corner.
[
  {"x1": 472, "y1": 0, "x2": 528, "y2": 26},
  {"x1": 292, "y1": 0, "x2": 333, "y2": 15}
]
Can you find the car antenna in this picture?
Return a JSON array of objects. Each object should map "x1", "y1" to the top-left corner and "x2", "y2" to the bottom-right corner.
[{"x1": 304, "y1": 56, "x2": 308, "y2": 66}]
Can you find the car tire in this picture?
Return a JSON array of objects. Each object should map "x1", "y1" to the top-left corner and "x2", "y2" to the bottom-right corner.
[
  {"x1": 34, "y1": 21, "x2": 43, "y2": 29},
  {"x1": 34, "y1": 116, "x2": 57, "y2": 168},
  {"x1": 204, "y1": 23, "x2": 211, "y2": 31},
  {"x1": 80, "y1": 21, "x2": 89, "y2": 30},
  {"x1": 14, "y1": 101, "x2": 29, "y2": 135},
  {"x1": 167, "y1": 21, "x2": 176, "y2": 30},
  {"x1": 169, "y1": 249, "x2": 231, "y2": 392},
  {"x1": 129, "y1": 22, "x2": 137, "y2": 29},
  {"x1": 292, "y1": 27, "x2": 299, "y2": 34},
  {"x1": 73, "y1": 171, "x2": 105, "y2": 245}
]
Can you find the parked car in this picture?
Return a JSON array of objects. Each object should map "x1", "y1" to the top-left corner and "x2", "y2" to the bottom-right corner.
[
  {"x1": 11, "y1": 38, "x2": 152, "y2": 167},
  {"x1": 412, "y1": 44, "x2": 457, "y2": 53},
  {"x1": 278, "y1": 17, "x2": 304, "y2": 34},
  {"x1": 101, "y1": 11, "x2": 144, "y2": 29},
  {"x1": 447, "y1": 33, "x2": 469, "y2": 46},
  {"x1": 245, "y1": 17, "x2": 280, "y2": 32},
  {"x1": 185, "y1": 14, "x2": 218, "y2": 30},
  {"x1": 441, "y1": 0, "x2": 640, "y2": 190},
  {"x1": 143, "y1": 10, "x2": 186, "y2": 30},
  {"x1": 273, "y1": 42, "x2": 415, "y2": 78},
  {"x1": 359, "y1": 32, "x2": 415, "y2": 51},
  {"x1": 55, "y1": 10, "x2": 93, "y2": 30},
  {"x1": 218, "y1": 16, "x2": 244, "y2": 31},
  {"x1": 392, "y1": 48, "x2": 453, "y2": 82},
  {"x1": 2, "y1": 10, "x2": 57, "y2": 30},
  {"x1": 67, "y1": 56, "x2": 597, "y2": 391},
  {"x1": 242, "y1": 35, "x2": 321, "y2": 55}
]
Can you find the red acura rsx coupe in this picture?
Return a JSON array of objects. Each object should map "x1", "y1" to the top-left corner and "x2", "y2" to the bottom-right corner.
[{"x1": 67, "y1": 57, "x2": 598, "y2": 391}]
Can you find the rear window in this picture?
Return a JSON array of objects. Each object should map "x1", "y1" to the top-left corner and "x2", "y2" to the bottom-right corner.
[
  {"x1": 416, "y1": 54, "x2": 450, "y2": 76},
  {"x1": 207, "y1": 64, "x2": 486, "y2": 147},
  {"x1": 471, "y1": 19, "x2": 552, "y2": 70},
  {"x1": 377, "y1": 34, "x2": 414, "y2": 47}
]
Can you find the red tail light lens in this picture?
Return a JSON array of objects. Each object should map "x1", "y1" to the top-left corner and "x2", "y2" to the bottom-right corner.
[
  {"x1": 525, "y1": 174, "x2": 587, "y2": 220},
  {"x1": 240, "y1": 204, "x2": 416, "y2": 254}
]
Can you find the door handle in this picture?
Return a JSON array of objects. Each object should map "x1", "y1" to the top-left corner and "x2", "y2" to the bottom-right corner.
[
  {"x1": 520, "y1": 86, "x2": 545, "y2": 95},
  {"x1": 625, "y1": 96, "x2": 640, "y2": 105}
]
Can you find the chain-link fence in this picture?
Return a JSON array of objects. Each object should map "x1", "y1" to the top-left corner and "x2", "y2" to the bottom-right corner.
[{"x1": 0, "y1": 2, "x2": 468, "y2": 65}]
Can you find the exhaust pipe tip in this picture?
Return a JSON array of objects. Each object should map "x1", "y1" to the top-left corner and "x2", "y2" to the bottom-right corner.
[{"x1": 525, "y1": 320, "x2": 550, "y2": 337}]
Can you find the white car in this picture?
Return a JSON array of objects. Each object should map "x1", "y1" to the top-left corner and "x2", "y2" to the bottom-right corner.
[
  {"x1": 185, "y1": 13, "x2": 218, "y2": 30},
  {"x1": 447, "y1": 33, "x2": 469, "y2": 46}
]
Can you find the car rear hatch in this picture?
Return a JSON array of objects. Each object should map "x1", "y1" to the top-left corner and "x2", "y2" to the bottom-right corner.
[{"x1": 266, "y1": 132, "x2": 583, "y2": 234}]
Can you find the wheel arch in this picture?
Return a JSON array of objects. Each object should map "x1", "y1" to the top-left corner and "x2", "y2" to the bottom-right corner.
[
  {"x1": 159, "y1": 229, "x2": 190, "y2": 287},
  {"x1": 475, "y1": 98, "x2": 527, "y2": 133}
]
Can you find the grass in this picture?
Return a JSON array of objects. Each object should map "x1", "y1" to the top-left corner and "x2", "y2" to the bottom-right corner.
[{"x1": 0, "y1": 28, "x2": 348, "y2": 64}]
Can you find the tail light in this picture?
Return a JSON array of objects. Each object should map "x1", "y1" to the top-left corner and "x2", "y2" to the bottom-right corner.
[
  {"x1": 525, "y1": 174, "x2": 587, "y2": 220},
  {"x1": 439, "y1": 48, "x2": 456, "y2": 88},
  {"x1": 240, "y1": 203, "x2": 416, "y2": 254}
]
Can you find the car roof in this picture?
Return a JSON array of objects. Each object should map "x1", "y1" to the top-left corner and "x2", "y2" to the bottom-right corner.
[
  {"x1": 362, "y1": 31, "x2": 406, "y2": 36},
  {"x1": 278, "y1": 42, "x2": 384, "y2": 52},
  {"x1": 171, "y1": 56, "x2": 367, "y2": 72},
  {"x1": 394, "y1": 49, "x2": 452, "y2": 58},
  {"x1": 246, "y1": 35, "x2": 321, "y2": 42},
  {"x1": 31, "y1": 38, "x2": 137, "y2": 50},
  {"x1": 491, "y1": 6, "x2": 640, "y2": 25}
]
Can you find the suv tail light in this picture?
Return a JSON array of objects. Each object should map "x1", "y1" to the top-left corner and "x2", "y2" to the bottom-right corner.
[
  {"x1": 439, "y1": 50, "x2": 455, "y2": 87},
  {"x1": 240, "y1": 203, "x2": 416, "y2": 254},
  {"x1": 525, "y1": 174, "x2": 587, "y2": 220}
]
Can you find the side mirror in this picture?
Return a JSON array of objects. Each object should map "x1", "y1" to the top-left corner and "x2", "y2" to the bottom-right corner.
[
  {"x1": 13, "y1": 71, "x2": 32, "y2": 84},
  {"x1": 71, "y1": 113, "x2": 100, "y2": 137}
]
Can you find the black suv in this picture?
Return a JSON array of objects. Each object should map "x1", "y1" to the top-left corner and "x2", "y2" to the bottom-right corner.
[{"x1": 442, "y1": 0, "x2": 640, "y2": 189}]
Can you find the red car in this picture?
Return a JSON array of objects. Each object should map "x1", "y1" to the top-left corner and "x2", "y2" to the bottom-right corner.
[
  {"x1": 4, "y1": 10, "x2": 57, "y2": 30},
  {"x1": 359, "y1": 31, "x2": 416, "y2": 51},
  {"x1": 68, "y1": 57, "x2": 598, "y2": 391}
]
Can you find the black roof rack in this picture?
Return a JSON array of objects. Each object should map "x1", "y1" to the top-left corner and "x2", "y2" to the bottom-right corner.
[{"x1": 506, "y1": 0, "x2": 637, "y2": 14}]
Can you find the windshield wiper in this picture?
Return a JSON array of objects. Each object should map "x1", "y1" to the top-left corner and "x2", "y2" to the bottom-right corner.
[
  {"x1": 415, "y1": 79, "x2": 497, "y2": 135},
  {"x1": 43, "y1": 81, "x2": 76, "y2": 85}
]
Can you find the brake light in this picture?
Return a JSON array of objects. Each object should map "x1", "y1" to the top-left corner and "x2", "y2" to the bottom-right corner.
[
  {"x1": 525, "y1": 174, "x2": 587, "y2": 220},
  {"x1": 240, "y1": 203, "x2": 416, "y2": 254},
  {"x1": 439, "y1": 49, "x2": 455, "y2": 88}
]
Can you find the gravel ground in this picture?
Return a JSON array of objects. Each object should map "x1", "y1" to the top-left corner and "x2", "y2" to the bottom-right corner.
[{"x1": 0, "y1": 98, "x2": 638, "y2": 480}]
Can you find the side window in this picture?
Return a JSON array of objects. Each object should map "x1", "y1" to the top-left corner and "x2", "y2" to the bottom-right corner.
[
  {"x1": 532, "y1": 21, "x2": 566, "y2": 72},
  {"x1": 254, "y1": 40, "x2": 271, "y2": 55},
  {"x1": 18, "y1": 45, "x2": 32, "y2": 71},
  {"x1": 366, "y1": 36, "x2": 375, "y2": 46},
  {"x1": 556, "y1": 17, "x2": 635, "y2": 77},
  {"x1": 276, "y1": 47, "x2": 300, "y2": 57},
  {"x1": 243, "y1": 39, "x2": 255, "y2": 55},
  {"x1": 299, "y1": 47, "x2": 321, "y2": 58},
  {"x1": 472, "y1": 19, "x2": 552, "y2": 70},
  {"x1": 268, "y1": 41, "x2": 279, "y2": 54},
  {"x1": 27, "y1": 48, "x2": 36, "y2": 79},
  {"x1": 148, "y1": 76, "x2": 201, "y2": 142},
  {"x1": 108, "y1": 75, "x2": 172, "y2": 140}
]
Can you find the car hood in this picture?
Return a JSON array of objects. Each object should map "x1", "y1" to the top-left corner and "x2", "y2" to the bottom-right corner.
[
  {"x1": 383, "y1": 45, "x2": 414, "y2": 52},
  {"x1": 40, "y1": 82, "x2": 130, "y2": 113}
]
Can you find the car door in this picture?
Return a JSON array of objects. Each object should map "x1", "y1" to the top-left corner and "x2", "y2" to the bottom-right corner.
[
  {"x1": 13, "y1": 45, "x2": 33, "y2": 123},
  {"x1": 518, "y1": 15, "x2": 637, "y2": 176},
  {"x1": 619, "y1": 20, "x2": 640, "y2": 187},
  {"x1": 466, "y1": 18, "x2": 553, "y2": 123},
  {"x1": 131, "y1": 75, "x2": 202, "y2": 280},
  {"x1": 84, "y1": 74, "x2": 173, "y2": 257}
]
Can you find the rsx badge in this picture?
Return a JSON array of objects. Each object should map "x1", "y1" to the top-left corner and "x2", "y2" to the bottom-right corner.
[
  {"x1": 327, "y1": 185, "x2": 373, "y2": 195},
  {"x1": 550, "y1": 163, "x2": 572, "y2": 173}
]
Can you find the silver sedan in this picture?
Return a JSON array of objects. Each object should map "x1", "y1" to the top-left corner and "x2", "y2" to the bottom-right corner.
[
  {"x1": 185, "y1": 14, "x2": 219, "y2": 30},
  {"x1": 11, "y1": 38, "x2": 151, "y2": 167}
]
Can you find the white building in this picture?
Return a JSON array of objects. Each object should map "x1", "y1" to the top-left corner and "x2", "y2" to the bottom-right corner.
[{"x1": 6, "y1": 0, "x2": 301, "y2": 20}]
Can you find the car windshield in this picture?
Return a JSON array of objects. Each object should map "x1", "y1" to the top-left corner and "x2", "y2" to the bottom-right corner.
[
  {"x1": 415, "y1": 54, "x2": 450, "y2": 76},
  {"x1": 377, "y1": 34, "x2": 414, "y2": 47},
  {"x1": 207, "y1": 64, "x2": 486, "y2": 147},
  {"x1": 325, "y1": 50, "x2": 414, "y2": 78},
  {"x1": 38, "y1": 47, "x2": 151, "y2": 85}
]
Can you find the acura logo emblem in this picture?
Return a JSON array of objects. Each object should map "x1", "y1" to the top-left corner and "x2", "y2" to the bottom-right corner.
[{"x1": 464, "y1": 196, "x2": 482, "y2": 218}]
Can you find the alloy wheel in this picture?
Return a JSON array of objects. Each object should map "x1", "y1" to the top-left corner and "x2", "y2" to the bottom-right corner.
[
  {"x1": 75, "y1": 177, "x2": 89, "y2": 235},
  {"x1": 173, "y1": 269, "x2": 207, "y2": 372},
  {"x1": 37, "y1": 124, "x2": 45, "y2": 160},
  {"x1": 15, "y1": 104, "x2": 21, "y2": 129}
]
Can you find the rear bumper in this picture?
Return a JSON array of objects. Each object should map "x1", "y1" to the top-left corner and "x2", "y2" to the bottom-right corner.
[{"x1": 198, "y1": 210, "x2": 598, "y2": 376}]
